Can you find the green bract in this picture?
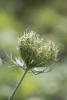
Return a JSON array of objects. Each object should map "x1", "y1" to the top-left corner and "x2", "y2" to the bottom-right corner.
[{"x1": 18, "y1": 31, "x2": 59, "y2": 70}]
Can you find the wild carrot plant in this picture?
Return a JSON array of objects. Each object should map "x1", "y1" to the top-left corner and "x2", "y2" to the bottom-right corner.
[{"x1": 8, "y1": 31, "x2": 59, "y2": 100}]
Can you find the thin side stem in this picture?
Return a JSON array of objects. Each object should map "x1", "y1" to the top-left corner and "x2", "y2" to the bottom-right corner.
[{"x1": 8, "y1": 69, "x2": 28, "y2": 100}]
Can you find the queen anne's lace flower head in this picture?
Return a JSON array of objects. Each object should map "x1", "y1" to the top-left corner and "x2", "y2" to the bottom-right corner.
[
  {"x1": 18, "y1": 31, "x2": 59, "y2": 71},
  {"x1": 8, "y1": 31, "x2": 60, "y2": 100}
]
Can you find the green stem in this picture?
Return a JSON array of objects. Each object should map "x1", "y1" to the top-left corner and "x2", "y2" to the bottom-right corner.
[{"x1": 8, "y1": 69, "x2": 28, "y2": 100}]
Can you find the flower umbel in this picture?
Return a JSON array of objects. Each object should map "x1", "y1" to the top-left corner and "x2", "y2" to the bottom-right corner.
[
  {"x1": 18, "y1": 31, "x2": 59, "y2": 70},
  {"x1": 8, "y1": 31, "x2": 59, "y2": 100}
]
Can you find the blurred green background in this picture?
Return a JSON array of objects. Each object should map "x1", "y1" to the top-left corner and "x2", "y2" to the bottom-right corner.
[{"x1": 0, "y1": 0, "x2": 67, "y2": 100}]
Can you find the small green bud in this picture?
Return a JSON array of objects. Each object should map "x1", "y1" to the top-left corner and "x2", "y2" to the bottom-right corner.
[{"x1": 18, "y1": 31, "x2": 59, "y2": 70}]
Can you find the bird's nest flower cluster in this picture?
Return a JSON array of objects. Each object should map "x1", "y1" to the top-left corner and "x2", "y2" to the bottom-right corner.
[
  {"x1": 13, "y1": 31, "x2": 59, "y2": 74},
  {"x1": 7, "y1": 31, "x2": 59, "y2": 74}
]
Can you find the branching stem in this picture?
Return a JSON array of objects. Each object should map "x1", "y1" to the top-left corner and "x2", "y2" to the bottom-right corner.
[{"x1": 8, "y1": 69, "x2": 28, "y2": 100}]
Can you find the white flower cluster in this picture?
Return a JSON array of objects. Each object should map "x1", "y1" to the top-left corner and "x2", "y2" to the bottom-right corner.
[{"x1": 18, "y1": 31, "x2": 59, "y2": 72}]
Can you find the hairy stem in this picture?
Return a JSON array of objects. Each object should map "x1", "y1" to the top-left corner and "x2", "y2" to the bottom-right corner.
[{"x1": 8, "y1": 69, "x2": 28, "y2": 100}]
